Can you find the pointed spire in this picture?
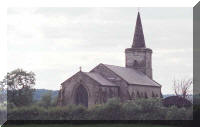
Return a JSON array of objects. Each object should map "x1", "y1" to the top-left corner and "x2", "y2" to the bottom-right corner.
[{"x1": 132, "y1": 12, "x2": 146, "y2": 48}]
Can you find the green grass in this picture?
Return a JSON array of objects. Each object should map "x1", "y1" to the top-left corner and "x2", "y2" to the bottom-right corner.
[{"x1": 3, "y1": 124, "x2": 175, "y2": 127}]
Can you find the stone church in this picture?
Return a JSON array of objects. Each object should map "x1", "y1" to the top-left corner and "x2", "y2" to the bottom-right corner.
[{"x1": 57, "y1": 12, "x2": 162, "y2": 108}]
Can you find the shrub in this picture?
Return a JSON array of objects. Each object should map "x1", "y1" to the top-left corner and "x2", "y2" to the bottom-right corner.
[
  {"x1": 165, "y1": 106, "x2": 190, "y2": 120},
  {"x1": 122, "y1": 100, "x2": 142, "y2": 120},
  {"x1": 46, "y1": 106, "x2": 69, "y2": 120},
  {"x1": 8, "y1": 105, "x2": 46, "y2": 120},
  {"x1": 0, "y1": 109, "x2": 7, "y2": 125},
  {"x1": 7, "y1": 98, "x2": 192, "y2": 120},
  {"x1": 163, "y1": 96, "x2": 192, "y2": 108},
  {"x1": 89, "y1": 98, "x2": 123, "y2": 120},
  {"x1": 133, "y1": 98, "x2": 166, "y2": 120},
  {"x1": 7, "y1": 102, "x2": 16, "y2": 110},
  {"x1": 8, "y1": 104, "x2": 89, "y2": 120},
  {"x1": 185, "y1": 107, "x2": 193, "y2": 120},
  {"x1": 194, "y1": 94, "x2": 200, "y2": 105},
  {"x1": 135, "y1": 98, "x2": 163, "y2": 112},
  {"x1": 66, "y1": 105, "x2": 88, "y2": 120},
  {"x1": 194, "y1": 104, "x2": 200, "y2": 120},
  {"x1": 0, "y1": 101, "x2": 7, "y2": 125}
]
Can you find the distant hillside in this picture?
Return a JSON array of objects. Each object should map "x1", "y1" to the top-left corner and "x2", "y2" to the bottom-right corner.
[
  {"x1": 33, "y1": 89, "x2": 59, "y2": 101},
  {"x1": 34, "y1": 89, "x2": 172, "y2": 101},
  {"x1": 33, "y1": 89, "x2": 193, "y2": 102},
  {"x1": 163, "y1": 94, "x2": 174, "y2": 98}
]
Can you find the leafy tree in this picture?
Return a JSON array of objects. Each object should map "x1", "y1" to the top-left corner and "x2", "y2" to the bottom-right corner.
[
  {"x1": 3, "y1": 69, "x2": 36, "y2": 107},
  {"x1": 0, "y1": 81, "x2": 6, "y2": 103},
  {"x1": 39, "y1": 92, "x2": 52, "y2": 108},
  {"x1": 51, "y1": 96, "x2": 58, "y2": 107}
]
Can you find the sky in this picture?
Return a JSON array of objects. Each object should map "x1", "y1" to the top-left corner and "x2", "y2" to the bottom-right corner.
[{"x1": 5, "y1": 7, "x2": 193, "y2": 94}]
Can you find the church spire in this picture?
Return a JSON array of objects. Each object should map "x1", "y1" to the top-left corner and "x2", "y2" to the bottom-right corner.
[{"x1": 132, "y1": 12, "x2": 146, "y2": 48}]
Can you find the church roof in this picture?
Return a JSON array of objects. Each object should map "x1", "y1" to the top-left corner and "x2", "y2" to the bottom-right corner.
[
  {"x1": 103, "y1": 64, "x2": 161, "y2": 87},
  {"x1": 83, "y1": 72, "x2": 117, "y2": 87},
  {"x1": 132, "y1": 12, "x2": 146, "y2": 48}
]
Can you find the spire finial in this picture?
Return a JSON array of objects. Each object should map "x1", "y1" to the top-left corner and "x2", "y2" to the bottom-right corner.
[
  {"x1": 137, "y1": 7, "x2": 140, "y2": 12},
  {"x1": 79, "y1": 66, "x2": 82, "y2": 72},
  {"x1": 132, "y1": 11, "x2": 146, "y2": 48}
]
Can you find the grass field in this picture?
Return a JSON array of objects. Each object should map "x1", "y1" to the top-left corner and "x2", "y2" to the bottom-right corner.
[{"x1": 2, "y1": 124, "x2": 175, "y2": 127}]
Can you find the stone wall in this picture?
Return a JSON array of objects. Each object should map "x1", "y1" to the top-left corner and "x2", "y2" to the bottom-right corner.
[
  {"x1": 125, "y1": 48, "x2": 152, "y2": 79},
  {"x1": 58, "y1": 64, "x2": 161, "y2": 108},
  {"x1": 60, "y1": 71, "x2": 119, "y2": 108},
  {"x1": 128, "y1": 84, "x2": 161, "y2": 99},
  {"x1": 94, "y1": 86, "x2": 119, "y2": 105},
  {"x1": 91, "y1": 64, "x2": 130, "y2": 101}
]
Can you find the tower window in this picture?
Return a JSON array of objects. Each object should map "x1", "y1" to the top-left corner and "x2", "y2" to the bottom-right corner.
[{"x1": 133, "y1": 60, "x2": 139, "y2": 67}]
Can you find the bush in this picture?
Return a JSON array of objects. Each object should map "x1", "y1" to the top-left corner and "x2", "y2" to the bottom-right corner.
[
  {"x1": 7, "y1": 98, "x2": 192, "y2": 120},
  {"x1": 129, "y1": 98, "x2": 166, "y2": 120},
  {"x1": 193, "y1": 94, "x2": 200, "y2": 120},
  {"x1": 122, "y1": 100, "x2": 142, "y2": 120},
  {"x1": 0, "y1": 109, "x2": 7, "y2": 125},
  {"x1": 163, "y1": 96, "x2": 192, "y2": 108},
  {"x1": 7, "y1": 102, "x2": 16, "y2": 110},
  {"x1": 66, "y1": 105, "x2": 88, "y2": 120},
  {"x1": 0, "y1": 101, "x2": 7, "y2": 125},
  {"x1": 194, "y1": 104, "x2": 200, "y2": 120},
  {"x1": 8, "y1": 104, "x2": 88, "y2": 120},
  {"x1": 166, "y1": 106, "x2": 189, "y2": 120},
  {"x1": 8, "y1": 105, "x2": 46, "y2": 120},
  {"x1": 194, "y1": 94, "x2": 200, "y2": 105},
  {"x1": 89, "y1": 98, "x2": 123, "y2": 120}
]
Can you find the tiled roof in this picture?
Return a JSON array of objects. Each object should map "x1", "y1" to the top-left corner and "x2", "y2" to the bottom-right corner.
[
  {"x1": 103, "y1": 64, "x2": 161, "y2": 87},
  {"x1": 83, "y1": 72, "x2": 117, "y2": 87}
]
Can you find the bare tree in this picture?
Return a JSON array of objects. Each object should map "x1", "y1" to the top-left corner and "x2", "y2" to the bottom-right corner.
[{"x1": 173, "y1": 78, "x2": 193, "y2": 99}]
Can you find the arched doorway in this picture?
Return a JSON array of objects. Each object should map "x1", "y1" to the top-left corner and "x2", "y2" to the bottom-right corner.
[{"x1": 75, "y1": 84, "x2": 88, "y2": 107}]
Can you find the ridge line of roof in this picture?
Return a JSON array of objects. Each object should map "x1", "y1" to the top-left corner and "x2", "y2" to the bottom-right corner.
[
  {"x1": 100, "y1": 63, "x2": 131, "y2": 85},
  {"x1": 101, "y1": 63, "x2": 161, "y2": 87}
]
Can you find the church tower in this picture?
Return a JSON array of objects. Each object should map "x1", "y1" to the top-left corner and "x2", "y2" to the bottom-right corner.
[{"x1": 125, "y1": 12, "x2": 153, "y2": 79}]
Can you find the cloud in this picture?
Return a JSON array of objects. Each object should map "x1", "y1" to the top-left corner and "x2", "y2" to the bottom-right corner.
[{"x1": 6, "y1": 7, "x2": 193, "y2": 94}]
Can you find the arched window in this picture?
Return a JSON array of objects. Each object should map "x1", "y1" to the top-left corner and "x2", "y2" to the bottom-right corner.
[
  {"x1": 75, "y1": 84, "x2": 88, "y2": 107},
  {"x1": 131, "y1": 91, "x2": 135, "y2": 99},
  {"x1": 137, "y1": 91, "x2": 140, "y2": 98},
  {"x1": 152, "y1": 91, "x2": 155, "y2": 97},
  {"x1": 103, "y1": 91, "x2": 107, "y2": 103},
  {"x1": 141, "y1": 92, "x2": 144, "y2": 98},
  {"x1": 133, "y1": 60, "x2": 139, "y2": 67},
  {"x1": 109, "y1": 88, "x2": 113, "y2": 98},
  {"x1": 99, "y1": 87, "x2": 103, "y2": 103},
  {"x1": 145, "y1": 92, "x2": 148, "y2": 98},
  {"x1": 155, "y1": 94, "x2": 158, "y2": 97}
]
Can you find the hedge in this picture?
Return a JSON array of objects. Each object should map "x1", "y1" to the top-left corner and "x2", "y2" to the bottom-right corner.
[
  {"x1": 0, "y1": 109, "x2": 7, "y2": 125},
  {"x1": 0, "y1": 101, "x2": 7, "y2": 125},
  {"x1": 7, "y1": 98, "x2": 193, "y2": 120}
]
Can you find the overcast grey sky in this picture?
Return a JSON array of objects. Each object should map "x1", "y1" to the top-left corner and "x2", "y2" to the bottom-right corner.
[{"x1": 6, "y1": 7, "x2": 193, "y2": 94}]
